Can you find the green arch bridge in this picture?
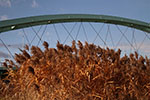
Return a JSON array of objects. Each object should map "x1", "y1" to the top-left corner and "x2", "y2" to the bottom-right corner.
[
  {"x1": 0, "y1": 14, "x2": 150, "y2": 33},
  {"x1": 0, "y1": 14, "x2": 150, "y2": 78}
]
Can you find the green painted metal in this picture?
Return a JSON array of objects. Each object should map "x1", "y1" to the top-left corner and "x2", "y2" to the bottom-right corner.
[
  {"x1": 0, "y1": 14, "x2": 150, "y2": 33},
  {"x1": 0, "y1": 67, "x2": 16, "y2": 77},
  {"x1": 0, "y1": 67, "x2": 17, "y2": 70}
]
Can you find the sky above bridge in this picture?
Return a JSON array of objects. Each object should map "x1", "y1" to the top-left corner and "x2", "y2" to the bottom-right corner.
[
  {"x1": 0, "y1": 0, "x2": 150, "y2": 22},
  {"x1": 0, "y1": 0, "x2": 150, "y2": 61}
]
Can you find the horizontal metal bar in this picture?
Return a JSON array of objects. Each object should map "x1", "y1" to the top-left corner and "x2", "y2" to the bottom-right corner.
[
  {"x1": 0, "y1": 67, "x2": 16, "y2": 70},
  {"x1": 0, "y1": 14, "x2": 150, "y2": 33}
]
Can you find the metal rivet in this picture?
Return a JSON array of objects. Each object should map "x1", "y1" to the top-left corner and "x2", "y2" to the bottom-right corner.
[
  {"x1": 11, "y1": 26, "x2": 15, "y2": 29},
  {"x1": 48, "y1": 20, "x2": 51, "y2": 23}
]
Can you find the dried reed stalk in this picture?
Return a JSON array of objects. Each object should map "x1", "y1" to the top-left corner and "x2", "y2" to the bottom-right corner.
[{"x1": 0, "y1": 40, "x2": 150, "y2": 100}]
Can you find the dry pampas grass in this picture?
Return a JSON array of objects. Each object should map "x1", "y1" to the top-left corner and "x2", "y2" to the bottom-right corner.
[{"x1": 0, "y1": 41, "x2": 150, "y2": 100}]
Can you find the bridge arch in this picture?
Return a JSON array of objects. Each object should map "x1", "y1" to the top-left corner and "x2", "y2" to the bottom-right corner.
[{"x1": 0, "y1": 14, "x2": 150, "y2": 33}]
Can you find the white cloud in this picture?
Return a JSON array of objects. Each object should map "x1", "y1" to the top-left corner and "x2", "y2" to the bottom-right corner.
[
  {"x1": 116, "y1": 42, "x2": 150, "y2": 54},
  {"x1": 0, "y1": 51, "x2": 10, "y2": 58},
  {"x1": 0, "y1": 0, "x2": 11, "y2": 7},
  {"x1": 31, "y1": 0, "x2": 38, "y2": 8},
  {"x1": 0, "y1": 15, "x2": 8, "y2": 21},
  {"x1": 137, "y1": 43, "x2": 150, "y2": 53}
]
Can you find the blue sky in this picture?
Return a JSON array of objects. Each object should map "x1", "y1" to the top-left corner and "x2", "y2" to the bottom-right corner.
[
  {"x1": 0, "y1": 0, "x2": 150, "y2": 60},
  {"x1": 0, "y1": 0, "x2": 150, "y2": 22}
]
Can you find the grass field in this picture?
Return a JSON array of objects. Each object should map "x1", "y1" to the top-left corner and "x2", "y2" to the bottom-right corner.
[{"x1": 0, "y1": 41, "x2": 150, "y2": 100}]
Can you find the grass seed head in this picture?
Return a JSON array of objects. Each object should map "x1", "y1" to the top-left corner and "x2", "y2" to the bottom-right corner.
[{"x1": 1, "y1": 41, "x2": 150, "y2": 100}]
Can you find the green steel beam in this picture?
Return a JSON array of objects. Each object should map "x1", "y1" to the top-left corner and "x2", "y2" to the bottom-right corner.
[
  {"x1": 0, "y1": 14, "x2": 150, "y2": 33},
  {"x1": 0, "y1": 67, "x2": 17, "y2": 70}
]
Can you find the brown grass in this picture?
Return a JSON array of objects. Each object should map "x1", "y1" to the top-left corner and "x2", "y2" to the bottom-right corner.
[{"x1": 0, "y1": 41, "x2": 150, "y2": 100}]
